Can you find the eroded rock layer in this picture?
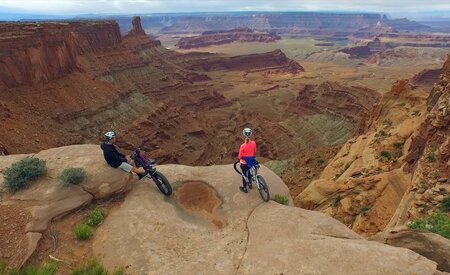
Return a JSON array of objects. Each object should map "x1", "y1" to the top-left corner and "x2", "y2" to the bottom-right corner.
[{"x1": 177, "y1": 27, "x2": 281, "y2": 49}]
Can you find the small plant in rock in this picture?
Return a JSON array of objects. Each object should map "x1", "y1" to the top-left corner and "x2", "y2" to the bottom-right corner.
[
  {"x1": 393, "y1": 142, "x2": 404, "y2": 149},
  {"x1": 73, "y1": 223, "x2": 92, "y2": 240},
  {"x1": 375, "y1": 130, "x2": 389, "y2": 138},
  {"x1": 427, "y1": 152, "x2": 436, "y2": 162},
  {"x1": 72, "y1": 258, "x2": 107, "y2": 275},
  {"x1": 272, "y1": 194, "x2": 289, "y2": 205},
  {"x1": 380, "y1": 150, "x2": 391, "y2": 160},
  {"x1": 7, "y1": 261, "x2": 59, "y2": 275},
  {"x1": 4, "y1": 157, "x2": 46, "y2": 193},
  {"x1": 334, "y1": 195, "x2": 342, "y2": 206},
  {"x1": 112, "y1": 266, "x2": 127, "y2": 275},
  {"x1": 316, "y1": 159, "x2": 325, "y2": 167},
  {"x1": 72, "y1": 258, "x2": 126, "y2": 275},
  {"x1": 420, "y1": 180, "x2": 428, "y2": 190},
  {"x1": 383, "y1": 119, "x2": 393, "y2": 126},
  {"x1": 59, "y1": 167, "x2": 87, "y2": 185},
  {"x1": 360, "y1": 206, "x2": 371, "y2": 215},
  {"x1": 86, "y1": 207, "x2": 105, "y2": 227},
  {"x1": 440, "y1": 197, "x2": 450, "y2": 212},
  {"x1": 412, "y1": 110, "x2": 421, "y2": 117}
]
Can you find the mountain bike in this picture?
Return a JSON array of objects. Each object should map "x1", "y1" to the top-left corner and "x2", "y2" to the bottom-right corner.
[
  {"x1": 233, "y1": 160, "x2": 270, "y2": 202},
  {"x1": 131, "y1": 141, "x2": 172, "y2": 196}
]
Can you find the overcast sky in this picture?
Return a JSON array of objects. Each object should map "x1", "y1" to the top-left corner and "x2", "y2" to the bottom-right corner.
[{"x1": 1, "y1": 0, "x2": 450, "y2": 16}]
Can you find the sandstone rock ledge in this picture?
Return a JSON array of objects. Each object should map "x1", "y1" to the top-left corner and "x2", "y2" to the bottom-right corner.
[{"x1": 0, "y1": 145, "x2": 441, "y2": 273}]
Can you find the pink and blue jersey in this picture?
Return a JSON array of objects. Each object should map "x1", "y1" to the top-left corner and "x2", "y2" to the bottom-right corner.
[{"x1": 238, "y1": 140, "x2": 257, "y2": 166}]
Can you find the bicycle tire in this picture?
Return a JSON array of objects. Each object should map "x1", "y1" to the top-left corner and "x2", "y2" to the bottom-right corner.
[
  {"x1": 153, "y1": 171, "x2": 172, "y2": 196},
  {"x1": 233, "y1": 161, "x2": 242, "y2": 175},
  {"x1": 256, "y1": 175, "x2": 270, "y2": 202}
]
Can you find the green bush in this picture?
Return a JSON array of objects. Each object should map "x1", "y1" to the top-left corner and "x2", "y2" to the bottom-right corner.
[
  {"x1": 72, "y1": 258, "x2": 107, "y2": 275},
  {"x1": 427, "y1": 152, "x2": 436, "y2": 162},
  {"x1": 393, "y1": 142, "x2": 404, "y2": 149},
  {"x1": 360, "y1": 206, "x2": 371, "y2": 215},
  {"x1": 112, "y1": 266, "x2": 126, "y2": 275},
  {"x1": 73, "y1": 223, "x2": 92, "y2": 240},
  {"x1": 272, "y1": 194, "x2": 289, "y2": 205},
  {"x1": 4, "y1": 157, "x2": 46, "y2": 193},
  {"x1": 86, "y1": 207, "x2": 105, "y2": 227},
  {"x1": 380, "y1": 150, "x2": 391, "y2": 160},
  {"x1": 440, "y1": 197, "x2": 450, "y2": 212},
  {"x1": 408, "y1": 212, "x2": 450, "y2": 239},
  {"x1": 6, "y1": 261, "x2": 58, "y2": 275},
  {"x1": 383, "y1": 119, "x2": 392, "y2": 126},
  {"x1": 72, "y1": 258, "x2": 125, "y2": 275},
  {"x1": 376, "y1": 130, "x2": 389, "y2": 138},
  {"x1": 59, "y1": 167, "x2": 87, "y2": 185}
]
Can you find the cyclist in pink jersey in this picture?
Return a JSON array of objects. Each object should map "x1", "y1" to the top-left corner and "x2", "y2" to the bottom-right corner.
[{"x1": 238, "y1": 128, "x2": 257, "y2": 193}]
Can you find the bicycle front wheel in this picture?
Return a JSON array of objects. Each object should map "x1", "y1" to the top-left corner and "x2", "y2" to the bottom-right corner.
[
  {"x1": 153, "y1": 171, "x2": 173, "y2": 196},
  {"x1": 256, "y1": 175, "x2": 270, "y2": 202}
]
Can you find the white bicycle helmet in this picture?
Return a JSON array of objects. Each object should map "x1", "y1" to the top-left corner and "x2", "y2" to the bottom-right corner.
[
  {"x1": 104, "y1": 131, "x2": 116, "y2": 141},
  {"x1": 242, "y1": 128, "x2": 252, "y2": 138}
]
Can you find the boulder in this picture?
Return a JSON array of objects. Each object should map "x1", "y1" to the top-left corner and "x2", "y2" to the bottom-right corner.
[{"x1": 372, "y1": 229, "x2": 450, "y2": 272}]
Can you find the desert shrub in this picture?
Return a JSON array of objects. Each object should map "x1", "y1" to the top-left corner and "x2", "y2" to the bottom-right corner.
[
  {"x1": 408, "y1": 212, "x2": 450, "y2": 239},
  {"x1": 4, "y1": 157, "x2": 46, "y2": 193},
  {"x1": 375, "y1": 130, "x2": 389, "y2": 138},
  {"x1": 59, "y1": 167, "x2": 87, "y2": 185},
  {"x1": 412, "y1": 110, "x2": 421, "y2": 117},
  {"x1": 272, "y1": 194, "x2": 289, "y2": 205},
  {"x1": 393, "y1": 142, "x2": 404, "y2": 149},
  {"x1": 86, "y1": 207, "x2": 105, "y2": 227},
  {"x1": 72, "y1": 258, "x2": 125, "y2": 275},
  {"x1": 73, "y1": 223, "x2": 92, "y2": 240},
  {"x1": 427, "y1": 152, "x2": 436, "y2": 162},
  {"x1": 316, "y1": 159, "x2": 325, "y2": 167},
  {"x1": 112, "y1": 266, "x2": 126, "y2": 275},
  {"x1": 430, "y1": 144, "x2": 438, "y2": 152},
  {"x1": 0, "y1": 262, "x2": 6, "y2": 275},
  {"x1": 392, "y1": 150, "x2": 403, "y2": 159},
  {"x1": 72, "y1": 258, "x2": 107, "y2": 275},
  {"x1": 440, "y1": 197, "x2": 450, "y2": 212},
  {"x1": 6, "y1": 261, "x2": 58, "y2": 275},
  {"x1": 383, "y1": 119, "x2": 392, "y2": 126},
  {"x1": 380, "y1": 150, "x2": 391, "y2": 160},
  {"x1": 360, "y1": 206, "x2": 371, "y2": 215}
]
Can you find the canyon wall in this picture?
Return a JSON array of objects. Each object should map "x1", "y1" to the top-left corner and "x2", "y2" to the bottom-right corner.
[{"x1": 0, "y1": 21, "x2": 122, "y2": 89}]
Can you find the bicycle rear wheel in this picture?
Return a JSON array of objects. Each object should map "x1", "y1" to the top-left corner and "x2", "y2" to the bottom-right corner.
[
  {"x1": 153, "y1": 171, "x2": 172, "y2": 196},
  {"x1": 256, "y1": 175, "x2": 270, "y2": 202}
]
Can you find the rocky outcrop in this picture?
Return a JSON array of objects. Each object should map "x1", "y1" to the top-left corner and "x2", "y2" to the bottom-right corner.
[
  {"x1": 0, "y1": 143, "x2": 8, "y2": 155},
  {"x1": 372, "y1": 229, "x2": 450, "y2": 272},
  {"x1": 93, "y1": 161, "x2": 438, "y2": 274},
  {"x1": 384, "y1": 54, "x2": 450, "y2": 228},
  {"x1": 0, "y1": 145, "x2": 136, "y2": 268},
  {"x1": 295, "y1": 72, "x2": 432, "y2": 235},
  {"x1": 0, "y1": 21, "x2": 122, "y2": 89},
  {"x1": 410, "y1": 68, "x2": 442, "y2": 87},
  {"x1": 185, "y1": 49, "x2": 304, "y2": 74},
  {"x1": 177, "y1": 27, "x2": 281, "y2": 49},
  {"x1": 293, "y1": 81, "x2": 381, "y2": 131},
  {"x1": 123, "y1": 16, "x2": 161, "y2": 50},
  {"x1": 339, "y1": 45, "x2": 372, "y2": 58}
]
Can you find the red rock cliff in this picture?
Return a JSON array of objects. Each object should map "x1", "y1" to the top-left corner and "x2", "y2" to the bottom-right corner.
[{"x1": 0, "y1": 21, "x2": 122, "y2": 89}]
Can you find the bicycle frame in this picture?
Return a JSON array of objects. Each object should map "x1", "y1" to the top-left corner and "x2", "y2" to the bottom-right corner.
[{"x1": 242, "y1": 163, "x2": 262, "y2": 189}]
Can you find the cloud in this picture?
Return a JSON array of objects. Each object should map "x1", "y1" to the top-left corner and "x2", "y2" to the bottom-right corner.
[{"x1": 1, "y1": 0, "x2": 450, "y2": 15}]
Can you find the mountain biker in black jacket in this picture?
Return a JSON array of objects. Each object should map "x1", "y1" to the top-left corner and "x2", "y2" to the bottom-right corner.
[{"x1": 100, "y1": 131, "x2": 146, "y2": 178}]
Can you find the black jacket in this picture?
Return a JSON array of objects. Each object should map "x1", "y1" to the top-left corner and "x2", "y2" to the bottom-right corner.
[{"x1": 100, "y1": 142, "x2": 127, "y2": 168}]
